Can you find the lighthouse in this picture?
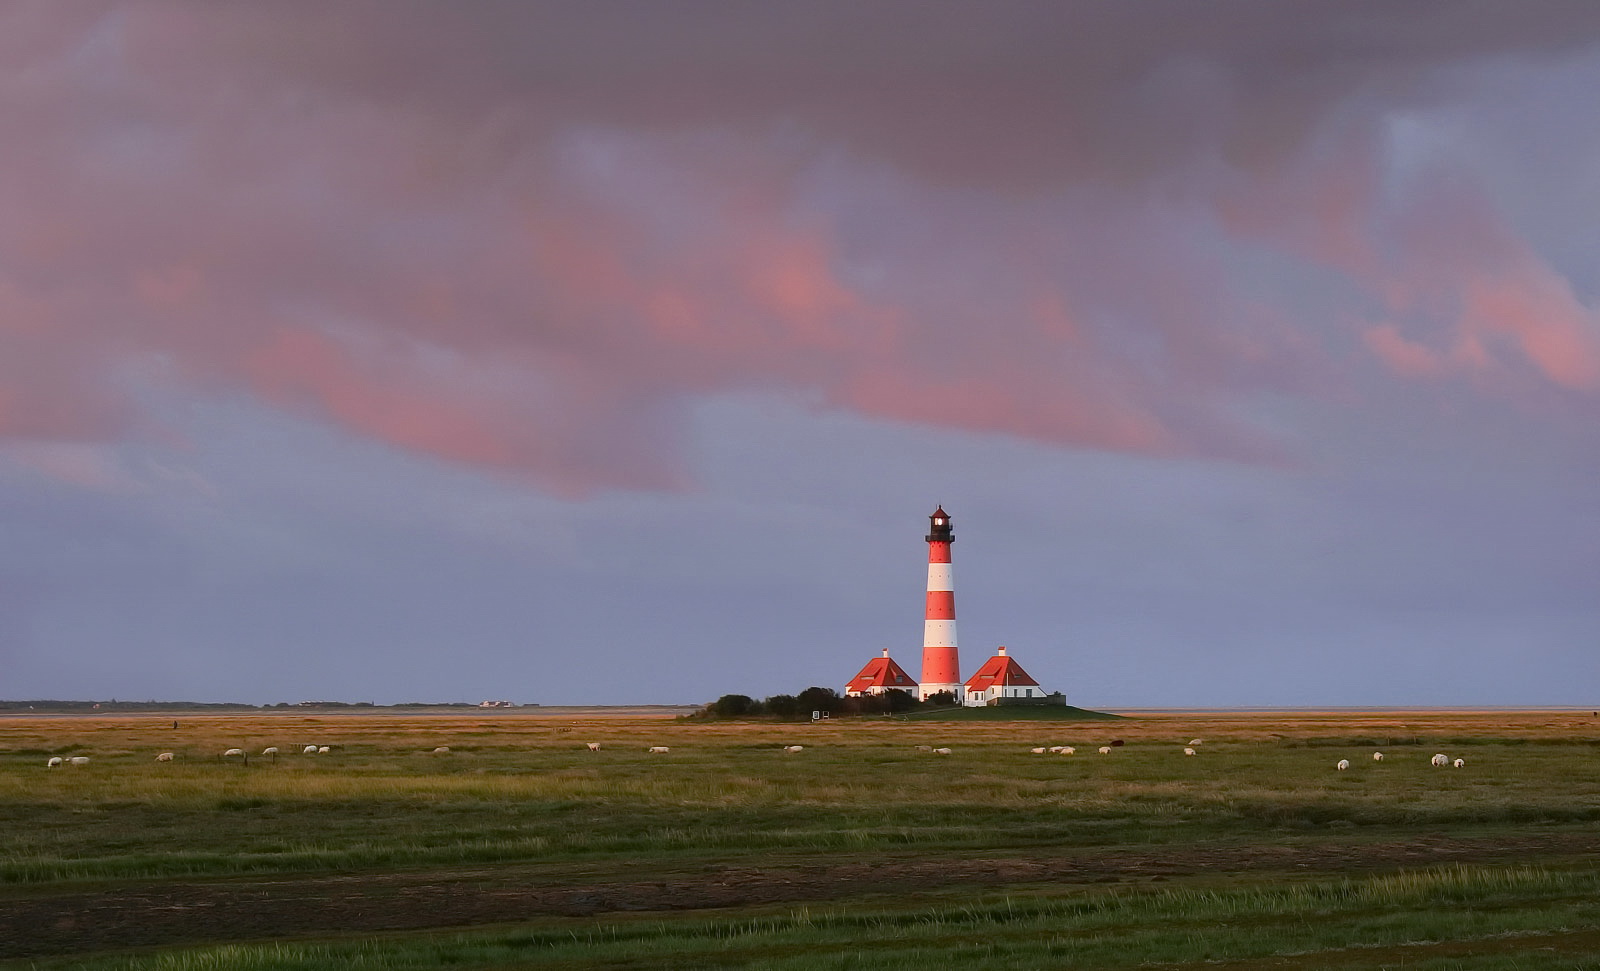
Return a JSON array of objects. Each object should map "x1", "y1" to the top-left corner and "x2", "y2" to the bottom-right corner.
[{"x1": 918, "y1": 506, "x2": 961, "y2": 701}]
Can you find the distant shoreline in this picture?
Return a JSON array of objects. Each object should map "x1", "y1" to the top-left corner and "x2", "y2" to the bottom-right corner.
[
  {"x1": 1108, "y1": 706, "x2": 1600, "y2": 714},
  {"x1": 1, "y1": 703, "x2": 1593, "y2": 718},
  {"x1": 0, "y1": 704, "x2": 704, "y2": 718}
]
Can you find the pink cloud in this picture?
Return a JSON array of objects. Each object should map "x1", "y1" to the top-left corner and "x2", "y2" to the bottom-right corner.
[
  {"x1": 1364, "y1": 325, "x2": 1445, "y2": 379},
  {"x1": 1462, "y1": 266, "x2": 1600, "y2": 390},
  {"x1": 1361, "y1": 168, "x2": 1600, "y2": 391},
  {"x1": 2, "y1": 6, "x2": 1597, "y2": 494}
]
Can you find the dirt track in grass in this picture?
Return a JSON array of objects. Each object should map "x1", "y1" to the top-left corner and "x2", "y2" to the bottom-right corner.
[{"x1": 6, "y1": 831, "x2": 1600, "y2": 960}]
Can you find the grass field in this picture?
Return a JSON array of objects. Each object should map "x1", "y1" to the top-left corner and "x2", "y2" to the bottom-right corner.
[{"x1": 3, "y1": 709, "x2": 1600, "y2": 968}]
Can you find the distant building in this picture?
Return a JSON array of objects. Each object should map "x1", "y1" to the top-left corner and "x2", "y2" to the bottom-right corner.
[
  {"x1": 962, "y1": 646, "x2": 1049, "y2": 706},
  {"x1": 844, "y1": 649, "x2": 918, "y2": 697},
  {"x1": 478, "y1": 700, "x2": 517, "y2": 708}
]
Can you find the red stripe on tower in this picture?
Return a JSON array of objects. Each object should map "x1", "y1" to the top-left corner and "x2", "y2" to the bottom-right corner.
[{"x1": 919, "y1": 506, "x2": 961, "y2": 701}]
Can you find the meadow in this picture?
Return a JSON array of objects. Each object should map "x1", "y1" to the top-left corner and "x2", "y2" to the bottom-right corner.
[{"x1": 3, "y1": 709, "x2": 1600, "y2": 968}]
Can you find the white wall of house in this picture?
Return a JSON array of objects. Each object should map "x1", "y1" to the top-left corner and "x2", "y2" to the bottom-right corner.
[{"x1": 964, "y1": 684, "x2": 1042, "y2": 706}]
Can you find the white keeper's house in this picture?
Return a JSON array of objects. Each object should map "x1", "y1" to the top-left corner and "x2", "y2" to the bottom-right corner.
[{"x1": 962, "y1": 646, "x2": 1047, "y2": 706}]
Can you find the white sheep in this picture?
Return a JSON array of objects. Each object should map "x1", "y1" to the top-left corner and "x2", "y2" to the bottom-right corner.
[
  {"x1": 47, "y1": 756, "x2": 63, "y2": 767},
  {"x1": 155, "y1": 752, "x2": 174, "y2": 762},
  {"x1": 783, "y1": 745, "x2": 804, "y2": 753},
  {"x1": 1373, "y1": 752, "x2": 1383, "y2": 761},
  {"x1": 585, "y1": 742, "x2": 601, "y2": 752},
  {"x1": 1453, "y1": 758, "x2": 1465, "y2": 768},
  {"x1": 1183, "y1": 747, "x2": 1196, "y2": 756},
  {"x1": 1059, "y1": 746, "x2": 1075, "y2": 755},
  {"x1": 261, "y1": 747, "x2": 278, "y2": 756},
  {"x1": 223, "y1": 748, "x2": 245, "y2": 758},
  {"x1": 68, "y1": 757, "x2": 90, "y2": 766},
  {"x1": 317, "y1": 746, "x2": 331, "y2": 755},
  {"x1": 1047, "y1": 745, "x2": 1065, "y2": 753},
  {"x1": 303, "y1": 745, "x2": 319, "y2": 755},
  {"x1": 432, "y1": 746, "x2": 450, "y2": 754},
  {"x1": 1098, "y1": 746, "x2": 1112, "y2": 755},
  {"x1": 1029, "y1": 747, "x2": 1047, "y2": 755},
  {"x1": 1336, "y1": 759, "x2": 1350, "y2": 770},
  {"x1": 1188, "y1": 739, "x2": 1203, "y2": 746},
  {"x1": 932, "y1": 747, "x2": 953, "y2": 755},
  {"x1": 1431, "y1": 753, "x2": 1449, "y2": 767},
  {"x1": 647, "y1": 745, "x2": 670, "y2": 754}
]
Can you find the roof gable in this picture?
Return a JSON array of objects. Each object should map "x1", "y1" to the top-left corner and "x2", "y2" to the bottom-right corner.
[
  {"x1": 846, "y1": 654, "x2": 916, "y2": 692},
  {"x1": 962, "y1": 652, "x2": 1040, "y2": 689}
]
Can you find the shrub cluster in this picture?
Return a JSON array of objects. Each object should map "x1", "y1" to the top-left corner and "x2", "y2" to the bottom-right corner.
[{"x1": 692, "y1": 688, "x2": 958, "y2": 720}]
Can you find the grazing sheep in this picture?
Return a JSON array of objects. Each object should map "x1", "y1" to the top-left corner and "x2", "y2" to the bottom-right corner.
[
  {"x1": 1183, "y1": 747, "x2": 1196, "y2": 756},
  {"x1": 1431, "y1": 753, "x2": 1449, "y2": 767},
  {"x1": 1059, "y1": 746, "x2": 1075, "y2": 756},
  {"x1": 223, "y1": 748, "x2": 245, "y2": 757},
  {"x1": 303, "y1": 745, "x2": 319, "y2": 755},
  {"x1": 585, "y1": 742, "x2": 601, "y2": 752},
  {"x1": 431, "y1": 746, "x2": 451, "y2": 754},
  {"x1": 155, "y1": 752, "x2": 174, "y2": 762},
  {"x1": 261, "y1": 747, "x2": 278, "y2": 756},
  {"x1": 1336, "y1": 759, "x2": 1351, "y2": 770},
  {"x1": 1098, "y1": 746, "x2": 1112, "y2": 755},
  {"x1": 1048, "y1": 745, "x2": 1065, "y2": 753},
  {"x1": 47, "y1": 756, "x2": 63, "y2": 767},
  {"x1": 1030, "y1": 747, "x2": 1047, "y2": 754},
  {"x1": 783, "y1": 745, "x2": 804, "y2": 753},
  {"x1": 1188, "y1": 739, "x2": 1203, "y2": 746},
  {"x1": 1453, "y1": 758, "x2": 1465, "y2": 768},
  {"x1": 932, "y1": 747, "x2": 953, "y2": 755},
  {"x1": 647, "y1": 745, "x2": 670, "y2": 754},
  {"x1": 1373, "y1": 752, "x2": 1384, "y2": 761},
  {"x1": 68, "y1": 757, "x2": 90, "y2": 766},
  {"x1": 317, "y1": 746, "x2": 331, "y2": 755}
]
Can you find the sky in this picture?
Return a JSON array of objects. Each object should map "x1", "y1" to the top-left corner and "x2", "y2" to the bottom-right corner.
[{"x1": 2, "y1": 2, "x2": 1597, "y2": 707}]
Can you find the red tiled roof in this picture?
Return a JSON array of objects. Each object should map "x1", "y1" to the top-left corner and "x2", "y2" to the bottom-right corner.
[
  {"x1": 963, "y1": 651, "x2": 1040, "y2": 690},
  {"x1": 845, "y1": 654, "x2": 916, "y2": 693}
]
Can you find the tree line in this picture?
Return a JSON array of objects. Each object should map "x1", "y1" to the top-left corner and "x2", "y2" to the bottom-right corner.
[{"x1": 691, "y1": 687, "x2": 959, "y2": 720}]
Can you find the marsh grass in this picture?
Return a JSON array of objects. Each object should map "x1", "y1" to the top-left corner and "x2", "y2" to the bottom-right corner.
[
  {"x1": 5, "y1": 712, "x2": 1600, "y2": 886},
  {"x1": 41, "y1": 864, "x2": 1600, "y2": 970},
  {"x1": 6, "y1": 710, "x2": 1600, "y2": 967}
]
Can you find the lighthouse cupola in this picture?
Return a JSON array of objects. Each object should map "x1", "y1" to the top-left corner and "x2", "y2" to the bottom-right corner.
[{"x1": 926, "y1": 506, "x2": 953, "y2": 543}]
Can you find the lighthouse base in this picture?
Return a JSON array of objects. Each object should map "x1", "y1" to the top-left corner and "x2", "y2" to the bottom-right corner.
[{"x1": 917, "y1": 682, "x2": 962, "y2": 703}]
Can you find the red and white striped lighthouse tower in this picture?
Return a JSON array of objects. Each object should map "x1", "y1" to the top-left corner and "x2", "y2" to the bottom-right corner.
[{"x1": 918, "y1": 506, "x2": 961, "y2": 701}]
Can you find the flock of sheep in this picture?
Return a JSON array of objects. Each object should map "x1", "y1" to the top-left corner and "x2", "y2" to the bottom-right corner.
[
  {"x1": 1013, "y1": 737, "x2": 1205, "y2": 758},
  {"x1": 1337, "y1": 752, "x2": 1465, "y2": 771},
  {"x1": 46, "y1": 744, "x2": 337, "y2": 767},
  {"x1": 41, "y1": 737, "x2": 1475, "y2": 771}
]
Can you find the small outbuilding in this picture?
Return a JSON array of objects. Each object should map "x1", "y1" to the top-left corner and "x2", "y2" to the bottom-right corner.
[{"x1": 844, "y1": 649, "x2": 918, "y2": 697}]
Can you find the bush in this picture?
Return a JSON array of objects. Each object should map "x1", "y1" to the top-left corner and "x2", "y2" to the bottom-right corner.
[
  {"x1": 764, "y1": 694, "x2": 800, "y2": 718},
  {"x1": 711, "y1": 694, "x2": 760, "y2": 717},
  {"x1": 796, "y1": 686, "x2": 841, "y2": 715}
]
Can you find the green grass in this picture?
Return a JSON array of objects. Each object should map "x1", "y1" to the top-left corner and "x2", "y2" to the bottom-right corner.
[
  {"x1": 5, "y1": 711, "x2": 1600, "y2": 967},
  {"x1": 37, "y1": 865, "x2": 1600, "y2": 970},
  {"x1": 7, "y1": 738, "x2": 1600, "y2": 886}
]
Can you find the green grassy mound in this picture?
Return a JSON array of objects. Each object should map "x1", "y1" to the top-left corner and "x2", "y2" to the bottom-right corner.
[{"x1": 901, "y1": 704, "x2": 1122, "y2": 721}]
